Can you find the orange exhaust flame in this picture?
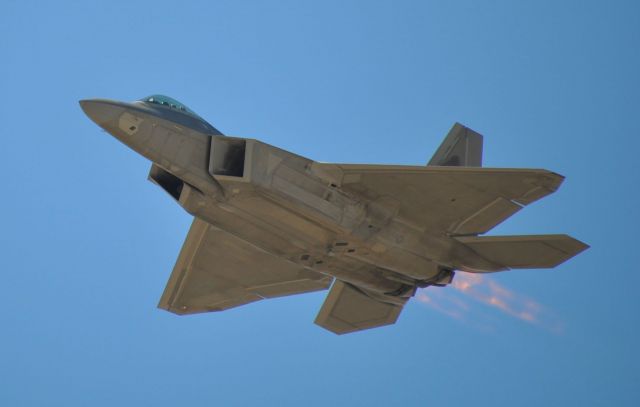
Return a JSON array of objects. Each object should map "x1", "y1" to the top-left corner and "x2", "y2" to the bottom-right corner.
[{"x1": 416, "y1": 272, "x2": 563, "y2": 333}]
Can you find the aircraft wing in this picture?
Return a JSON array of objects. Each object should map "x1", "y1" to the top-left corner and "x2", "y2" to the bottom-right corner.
[
  {"x1": 314, "y1": 280, "x2": 405, "y2": 335},
  {"x1": 313, "y1": 164, "x2": 564, "y2": 235},
  {"x1": 158, "y1": 218, "x2": 332, "y2": 314}
]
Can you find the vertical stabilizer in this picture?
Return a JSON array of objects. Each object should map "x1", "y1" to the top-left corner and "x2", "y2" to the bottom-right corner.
[{"x1": 428, "y1": 123, "x2": 483, "y2": 167}]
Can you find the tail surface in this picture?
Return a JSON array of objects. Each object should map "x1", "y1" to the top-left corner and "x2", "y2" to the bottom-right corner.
[
  {"x1": 455, "y1": 234, "x2": 589, "y2": 272},
  {"x1": 428, "y1": 123, "x2": 483, "y2": 167},
  {"x1": 315, "y1": 280, "x2": 405, "y2": 335}
]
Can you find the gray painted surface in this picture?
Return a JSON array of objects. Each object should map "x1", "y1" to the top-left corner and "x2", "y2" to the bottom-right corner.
[{"x1": 80, "y1": 96, "x2": 588, "y2": 335}]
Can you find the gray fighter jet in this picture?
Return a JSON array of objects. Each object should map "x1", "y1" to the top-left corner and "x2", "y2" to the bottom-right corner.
[{"x1": 80, "y1": 95, "x2": 588, "y2": 334}]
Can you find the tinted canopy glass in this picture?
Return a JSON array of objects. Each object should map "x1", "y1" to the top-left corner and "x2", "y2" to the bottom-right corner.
[{"x1": 142, "y1": 95, "x2": 202, "y2": 118}]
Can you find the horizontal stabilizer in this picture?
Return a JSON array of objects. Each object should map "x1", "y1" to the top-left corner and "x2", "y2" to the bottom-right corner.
[
  {"x1": 428, "y1": 123, "x2": 483, "y2": 167},
  {"x1": 455, "y1": 234, "x2": 589, "y2": 271},
  {"x1": 315, "y1": 280, "x2": 404, "y2": 335}
]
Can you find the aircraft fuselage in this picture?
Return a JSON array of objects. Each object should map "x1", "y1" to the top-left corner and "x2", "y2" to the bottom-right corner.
[
  {"x1": 80, "y1": 96, "x2": 587, "y2": 334},
  {"x1": 79, "y1": 98, "x2": 474, "y2": 298}
]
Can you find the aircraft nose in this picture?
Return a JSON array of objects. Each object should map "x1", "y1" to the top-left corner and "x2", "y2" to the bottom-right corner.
[{"x1": 79, "y1": 99, "x2": 124, "y2": 126}]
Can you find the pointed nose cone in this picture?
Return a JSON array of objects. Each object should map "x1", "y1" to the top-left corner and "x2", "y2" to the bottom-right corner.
[{"x1": 79, "y1": 99, "x2": 124, "y2": 127}]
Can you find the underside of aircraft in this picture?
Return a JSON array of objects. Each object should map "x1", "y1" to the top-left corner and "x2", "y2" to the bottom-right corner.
[{"x1": 80, "y1": 96, "x2": 588, "y2": 334}]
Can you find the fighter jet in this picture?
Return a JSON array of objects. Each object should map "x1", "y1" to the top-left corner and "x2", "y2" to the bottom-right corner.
[{"x1": 80, "y1": 95, "x2": 588, "y2": 334}]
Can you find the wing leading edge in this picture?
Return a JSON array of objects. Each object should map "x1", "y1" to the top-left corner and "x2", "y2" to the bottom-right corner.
[
  {"x1": 311, "y1": 164, "x2": 564, "y2": 236},
  {"x1": 160, "y1": 218, "x2": 406, "y2": 334},
  {"x1": 158, "y1": 218, "x2": 332, "y2": 314}
]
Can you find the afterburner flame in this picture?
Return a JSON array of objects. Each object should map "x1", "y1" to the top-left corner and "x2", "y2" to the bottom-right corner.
[{"x1": 417, "y1": 272, "x2": 562, "y2": 332}]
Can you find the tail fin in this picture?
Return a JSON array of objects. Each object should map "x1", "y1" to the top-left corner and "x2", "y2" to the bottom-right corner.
[
  {"x1": 428, "y1": 123, "x2": 483, "y2": 167},
  {"x1": 455, "y1": 234, "x2": 589, "y2": 271}
]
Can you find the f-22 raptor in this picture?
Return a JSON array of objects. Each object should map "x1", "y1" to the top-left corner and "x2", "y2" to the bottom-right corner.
[{"x1": 80, "y1": 95, "x2": 588, "y2": 334}]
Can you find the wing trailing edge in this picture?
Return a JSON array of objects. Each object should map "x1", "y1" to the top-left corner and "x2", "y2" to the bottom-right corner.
[{"x1": 158, "y1": 218, "x2": 332, "y2": 315}]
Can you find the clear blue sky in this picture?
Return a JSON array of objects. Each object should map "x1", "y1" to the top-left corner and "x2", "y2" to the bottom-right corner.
[{"x1": 2, "y1": 1, "x2": 638, "y2": 405}]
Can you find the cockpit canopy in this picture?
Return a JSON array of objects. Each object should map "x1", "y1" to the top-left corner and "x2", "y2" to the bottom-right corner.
[
  {"x1": 142, "y1": 95, "x2": 202, "y2": 119},
  {"x1": 139, "y1": 94, "x2": 222, "y2": 135}
]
